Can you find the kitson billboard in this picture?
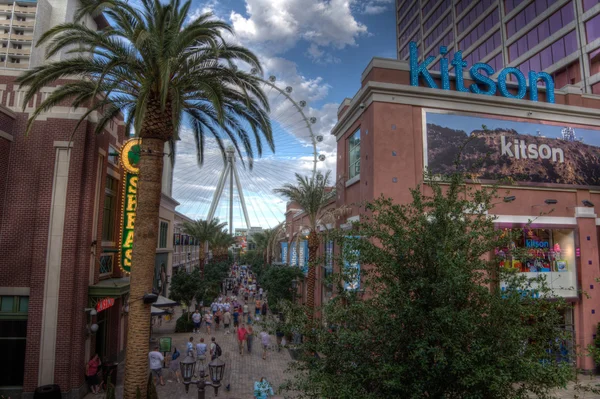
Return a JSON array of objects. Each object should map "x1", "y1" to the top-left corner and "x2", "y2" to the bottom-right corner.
[{"x1": 425, "y1": 111, "x2": 600, "y2": 187}]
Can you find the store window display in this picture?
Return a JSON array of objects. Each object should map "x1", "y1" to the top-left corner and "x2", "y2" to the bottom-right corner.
[{"x1": 497, "y1": 227, "x2": 578, "y2": 298}]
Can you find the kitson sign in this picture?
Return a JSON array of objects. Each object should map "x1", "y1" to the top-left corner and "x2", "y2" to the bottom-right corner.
[
  {"x1": 119, "y1": 139, "x2": 141, "y2": 274},
  {"x1": 409, "y1": 42, "x2": 555, "y2": 103}
]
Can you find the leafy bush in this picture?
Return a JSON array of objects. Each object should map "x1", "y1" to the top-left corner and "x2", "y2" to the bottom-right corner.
[{"x1": 175, "y1": 312, "x2": 194, "y2": 333}]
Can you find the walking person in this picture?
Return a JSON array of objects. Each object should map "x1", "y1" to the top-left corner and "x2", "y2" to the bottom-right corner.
[
  {"x1": 261, "y1": 301, "x2": 268, "y2": 319},
  {"x1": 192, "y1": 309, "x2": 202, "y2": 333},
  {"x1": 85, "y1": 353, "x2": 102, "y2": 394},
  {"x1": 149, "y1": 346, "x2": 165, "y2": 386},
  {"x1": 209, "y1": 337, "x2": 222, "y2": 361},
  {"x1": 253, "y1": 377, "x2": 274, "y2": 399},
  {"x1": 233, "y1": 308, "x2": 240, "y2": 332},
  {"x1": 254, "y1": 299, "x2": 261, "y2": 319},
  {"x1": 215, "y1": 309, "x2": 222, "y2": 331},
  {"x1": 259, "y1": 287, "x2": 263, "y2": 300},
  {"x1": 186, "y1": 336, "x2": 194, "y2": 357},
  {"x1": 275, "y1": 327, "x2": 284, "y2": 352},
  {"x1": 169, "y1": 347, "x2": 182, "y2": 383},
  {"x1": 246, "y1": 324, "x2": 255, "y2": 354},
  {"x1": 237, "y1": 324, "x2": 248, "y2": 356},
  {"x1": 204, "y1": 311, "x2": 213, "y2": 335},
  {"x1": 223, "y1": 309, "x2": 232, "y2": 334},
  {"x1": 243, "y1": 303, "x2": 249, "y2": 322},
  {"x1": 260, "y1": 330, "x2": 270, "y2": 360}
]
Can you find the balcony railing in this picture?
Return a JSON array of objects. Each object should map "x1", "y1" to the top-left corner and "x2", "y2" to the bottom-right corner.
[
  {"x1": 10, "y1": 34, "x2": 32, "y2": 41},
  {"x1": 7, "y1": 47, "x2": 29, "y2": 55},
  {"x1": 14, "y1": 5, "x2": 36, "y2": 14},
  {"x1": 11, "y1": 20, "x2": 34, "y2": 27},
  {"x1": 0, "y1": 33, "x2": 9, "y2": 40},
  {"x1": 0, "y1": 5, "x2": 12, "y2": 13},
  {"x1": 6, "y1": 62, "x2": 28, "y2": 68}
]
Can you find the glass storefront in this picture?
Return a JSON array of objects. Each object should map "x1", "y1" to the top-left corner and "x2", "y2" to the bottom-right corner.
[{"x1": 497, "y1": 227, "x2": 578, "y2": 298}]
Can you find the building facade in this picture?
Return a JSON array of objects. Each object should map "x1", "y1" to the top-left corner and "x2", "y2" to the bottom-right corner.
[
  {"x1": 397, "y1": 0, "x2": 600, "y2": 93},
  {"x1": 172, "y1": 211, "x2": 201, "y2": 275},
  {"x1": 333, "y1": 54, "x2": 600, "y2": 370},
  {"x1": 0, "y1": 1, "x2": 176, "y2": 397}
]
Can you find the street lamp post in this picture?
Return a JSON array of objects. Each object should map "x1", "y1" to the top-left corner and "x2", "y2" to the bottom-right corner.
[{"x1": 180, "y1": 356, "x2": 225, "y2": 399}]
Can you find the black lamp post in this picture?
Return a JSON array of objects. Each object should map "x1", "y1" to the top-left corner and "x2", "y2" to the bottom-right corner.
[
  {"x1": 180, "y1": 355, "x2": 225, "y2": 399},
  {"x1": 291, "y1": 279, "x2": 298, "y2": 303}
]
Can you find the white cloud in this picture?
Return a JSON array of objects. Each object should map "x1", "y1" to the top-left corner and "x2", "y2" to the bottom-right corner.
[
  {"x1": 229, "y1": 0, "x2": 367, "y2": 55},
  {"x1": 352, "y1": 0, "x2": 394, "y2": 15},
  {"x1": 305, "y1": 44, "x2": 341, "y2": 64}
]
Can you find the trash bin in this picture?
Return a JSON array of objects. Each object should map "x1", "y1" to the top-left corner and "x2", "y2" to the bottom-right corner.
[
  {"x1": 103, "y1": 362, "x2": 119, "y2": 387},
  {"x1": 33, "y1": 384, "x2": 61, "y2": 399}
]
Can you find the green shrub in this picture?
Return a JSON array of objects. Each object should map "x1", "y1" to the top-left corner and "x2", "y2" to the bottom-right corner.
[{"x1": 175, "y1": 312, "x2": 194, "y2": 333}]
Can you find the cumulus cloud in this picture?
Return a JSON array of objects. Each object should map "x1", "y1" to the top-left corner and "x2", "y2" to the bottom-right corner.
[
  {"x1": 229, "y1": 0, "x2": 367, "y2": 55},
  {"x1": 353, "y1": 0, "x2": 394, "y2": 15}
]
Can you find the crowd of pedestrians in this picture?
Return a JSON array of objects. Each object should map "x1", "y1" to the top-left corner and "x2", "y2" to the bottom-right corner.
[{"x1": 147, "y1": 263, "x2": 276, "y2": 398}]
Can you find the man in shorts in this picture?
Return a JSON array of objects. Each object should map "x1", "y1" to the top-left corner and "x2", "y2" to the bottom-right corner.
[
  {"x1": 233, "y1": 308, "x2": 239, "y2": 331},
  {"x1": 148, "y1": 346, "x2": 165, "y2": 386},
  {"x1": 204, "y1": 311, "x2": 213, "y2": 334},
  {"x1": 192, "y1": 309, "x2": 202, "y2": 333},
  {"x1": 223, "y1": 309, "x2": 232, "y2": 334}
]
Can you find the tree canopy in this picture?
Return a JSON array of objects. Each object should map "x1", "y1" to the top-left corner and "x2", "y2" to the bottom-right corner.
[{"x1": 283, "y1": 172, "x2": 573, "y2": 399}]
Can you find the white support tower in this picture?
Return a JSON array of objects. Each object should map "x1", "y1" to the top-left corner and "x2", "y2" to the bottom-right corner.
[{"x1": 207, "y1": 146, "x2": 251, "y2": 234}]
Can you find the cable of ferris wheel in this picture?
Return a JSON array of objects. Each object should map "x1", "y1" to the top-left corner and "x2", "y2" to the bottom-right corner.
[
  {"x1": 173, "y1": 162, "x2": 224, "y2": 210},
  {"x1": 238, "y1": 167, "x2": 284, "y2": 227}
]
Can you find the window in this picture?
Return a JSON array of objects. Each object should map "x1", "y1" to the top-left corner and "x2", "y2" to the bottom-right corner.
[
  {"x1": 99, "y1": 254, "x2": 113, "y2": 275},
  {"x1": 348, "y1": 129, "x2": 360, "y2": 180},
  {"x1": 0, "y1": 296, "x2": 28, "y2": 386},
  {"x1": 108, "y1": 145, "x2": 118, "y2": 165},
  {"x1": 158, "y1": 221, "x2": 168, "y2": 249},
  {"x1": 101, "y1": 176, "x2": 117, "y2": 242}
]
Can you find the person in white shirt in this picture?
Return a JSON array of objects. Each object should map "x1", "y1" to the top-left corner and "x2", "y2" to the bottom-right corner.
[
  {"x1": 192, "y1": 310, "x2": 202, "y2": 333},
  {"x1": 259, "y1": 287, "x2": 264, "y2": 300},
  {"x1": 148, "y1": 346, "x2": 165, "y2": 386}
]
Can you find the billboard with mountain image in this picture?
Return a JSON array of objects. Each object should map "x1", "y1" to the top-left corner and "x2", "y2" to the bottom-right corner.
[{"x1": 425, "y1": 111, "x2": 600, "y2": 187}]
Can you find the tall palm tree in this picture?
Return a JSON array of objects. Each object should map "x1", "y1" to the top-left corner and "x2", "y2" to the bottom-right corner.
[
  {"x1": 274, "y1": 172, "x2": 341, "y2": 321},
  {"x1": 17, "y1": 0, "x2": 273, "y2": 396},
  {"x1": 210, "y1": 229, "x2": 236, "y2": 261},
  {"x1": 183, "y1": 218, "x2": 227, "y2": 271},
  {"x1": 251, "y1": 224, "x2": 285, "y2": 264}
]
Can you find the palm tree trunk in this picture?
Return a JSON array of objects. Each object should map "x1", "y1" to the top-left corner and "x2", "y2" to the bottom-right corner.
[
  {"x1": 307, "y1": 230, "x2": 319, "y2": 322},
  {"x1": 123, "y1": 137, "x2": 164, "y2": 399}
]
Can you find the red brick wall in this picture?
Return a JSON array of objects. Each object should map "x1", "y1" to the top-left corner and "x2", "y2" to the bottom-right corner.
[{"x1": 0, "y1": 73, "x2": 128, "y2": 395}]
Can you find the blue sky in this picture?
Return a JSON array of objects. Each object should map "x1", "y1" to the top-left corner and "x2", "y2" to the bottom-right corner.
[
  {"x1": 172, "y1": 0, "x2": 398, "y2": 227},
  {"x1": 427, "y1": 112, "x2": 600, "y2": 147}
]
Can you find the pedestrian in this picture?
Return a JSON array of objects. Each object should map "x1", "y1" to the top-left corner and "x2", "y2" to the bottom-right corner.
[
  {"x1": 259, "y1": 287, "x2": 263, "y2": 300},
  {"x1": 192, "y1": 309, "x2": 202, "y2": 333},
  {"x1": 211, "y1": 301, "x2": 218, "y2": 315},
  {"x1": 223, "y1": 310, "x2": 232, "y2": 334},
  {"x1": 204, "y1": 311, "x2": 213, "y2": 335},
  {"x1": 246, "y1": 324, "x2": 254, "y2": 354},
  {"x1": 169, "y1": 347, "x2": 182, "y2": 383},
  {"x1": 85, "y1": 353, "x2": 102, "y2": 394},
  {"x1": 275, "y1": 328, "x2": 284, "y2": 352},
  {"x1": 148, "y1": 346, "x2": 165, "y2": 386},
  {"x1": 243, "y1": 303, "x2": 249, "y2": 320},
  {"x1": 254, "y1": 299, "x2": 261, "y2": 318},
  {"x1": 215, "y1": 309, "x2": 222, "y2": 330},
  {"x1": 253, "y1": 377, "x2": 274, "y2": 399},
  {"x1": 237, "y1": 323, "x2": 248, "y2": 356},
  {"x1": 261, "y1": 301, "x2": 268, "y2": 318},
  {"x1": 187, "y1": 336, "x2": 194, "y2": 357},
  {"x1": 209, "y1": 337, "x2": 221, "y2": 361},
  {"x1": 260, "y1": 331, "x2": 270, "y2": 360},
  {"x1": 233, "y1": 308, "x2": 239, "y2": 331}
]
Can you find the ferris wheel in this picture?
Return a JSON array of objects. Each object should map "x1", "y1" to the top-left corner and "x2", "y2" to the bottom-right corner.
[{"x1": 172, "y1": 73, "x2": 328, "y2": 232}]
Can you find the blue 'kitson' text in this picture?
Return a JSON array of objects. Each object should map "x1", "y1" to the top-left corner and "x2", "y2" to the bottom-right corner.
[{"x1": 409, "y1": 42, "x2": 555, "y2": 104}]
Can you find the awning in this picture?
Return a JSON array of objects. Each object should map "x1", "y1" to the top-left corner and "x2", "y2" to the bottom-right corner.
[
  {"x1": 151, "y1": 306, "x2": 168, "y2": 316},
  {"x1": 153, "y1": 295, "x2": 179, "y2": 308},
  {"x1": 88, "y1": 277, "x2": 130, "y2": 298}
]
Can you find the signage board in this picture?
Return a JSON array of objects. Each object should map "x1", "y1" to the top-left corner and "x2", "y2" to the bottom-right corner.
[
  {"x1": 409, "y1": 42, "x2": 555, "y2": 103},
  {"x1": 96, "y1": 297, "x2": 115, "y2": 313},
  {"x1": 281, "y1": 242, "x2": 288, "y2": 264},
  {"x1": 159, "y1": 337, "x2": 172, "y2": 353},
  {"x1": 424, "y1": 111, "x2": 600, "y2": 187},
  {"x1": 119, "y1": 139, "x2": 141, "y2": 273}
]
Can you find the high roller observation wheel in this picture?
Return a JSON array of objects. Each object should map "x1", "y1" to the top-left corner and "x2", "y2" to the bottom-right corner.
[{"x1": 172, "y1": 72, "x2": 327, "y2": 230}]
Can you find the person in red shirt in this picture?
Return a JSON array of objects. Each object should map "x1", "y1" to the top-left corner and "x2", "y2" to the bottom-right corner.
[
  {"x1": 237, "y1": 324, "x2": 248, "y2": 356},
  {"x1": 85, "y1": 353, "x2": 102, "y2": 394}
]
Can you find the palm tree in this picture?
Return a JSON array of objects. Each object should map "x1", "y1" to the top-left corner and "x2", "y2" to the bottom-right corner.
[
  {"x1": 251, "y1": 224, "x2": 285, "y2": 264},
  {"x1": 17, "y1": 1, "x2": 273, "y2": 396},
  {"x1": 274, "y1": 172, "x2": 342, "y2": 321},
  {"x1": 183, "y1": 218, "x2": 227, "y2": 272},
  {"x1": 208, "y1": 229, "x2": 235, "y2": 261}
]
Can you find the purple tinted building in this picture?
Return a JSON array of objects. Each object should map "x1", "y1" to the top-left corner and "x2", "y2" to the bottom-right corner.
[{"x1": 397, "y1": 0, "x2": 600, "y2": 93}]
